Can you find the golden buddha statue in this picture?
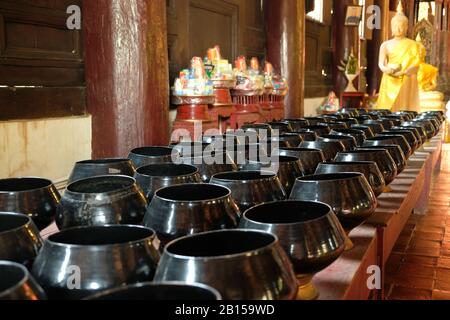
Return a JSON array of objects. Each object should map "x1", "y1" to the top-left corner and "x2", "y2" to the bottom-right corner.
[
  {"x1": 377, "y1": 2, "x2": 420, "y2": 112},
  {"x1": 416, "y1": 34, "x2": 438, "y2": 92}
]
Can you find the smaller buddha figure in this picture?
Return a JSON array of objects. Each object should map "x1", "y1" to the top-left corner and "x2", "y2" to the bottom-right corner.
[
  {"x1": 416, "y1": 33, "x2": 445, "y2": 112},
  {"x1": 416, "y1": 34, "x2": 438, "y2": 92},
  {"x1": 377, "y1": 2, "x2": 420, "y2": 112}
]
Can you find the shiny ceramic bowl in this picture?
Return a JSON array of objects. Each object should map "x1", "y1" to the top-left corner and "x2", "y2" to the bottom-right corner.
[
  {"x1": 381, "y1": 116, "x2": 402, "y2": 127},
  {"x1": 290, "y1": 173, "x2": 377, "y2": 237},
  {"x1": 170, "y1": 142, "x2": 216, "y2": 158},
  {"x1": 322, "y1": 115, "x2": 341, "y2": 121},
  {"x1": 355, "y1": 115, "x2": 372, "y2": 124},
  {"x1": 318, "y1": 134, "x2": 357, "y2": 151},
  {"x1": 181, "y1": 151, "x2": 238, "y2": 183},
  {"x1": 330, "y1": 128, "x2": 367, "y2": 147},
  {"x1": 240, "y1": 124, "x2": 274, "y2": 140},
  {"x1": 0, "y1": 261, "x2": 46, "y2": 300},
  {"x1": 282, "y1": 119, "x2": 309, "y2": 131},
  {"x1": 338, "y1": 118, "x2": 359, "y2": 127},
  {"x1": 304, "y1": 117, "x2": 328, "y2": 125},
  {"x1": 292, "y1": 130, "x2": 318, "y2": 141},
  {"x1": 129, "y1": 147, "x2": 179, "y2": 168},
  {"x1": 363, "y1": 120, "x2": 386, "y2": 134},
  {"x1": 276, "y1": 148, "x2": 325, "y2": 175},
  {"x1": 0, "y1": 178, "x2": 61, "y2": 231},
  {"x1": 379, "y1": 130, "x2": 419, "y2": 152},
  {"x1": 302, "y1": 125, "x2": 331, "y2": 137},
  {"x1": 350, "y1": 125, "x2": 375, "y2": 138},
  {"x1": 220, "y1": 142, "x2": 269, "y2": 168},
  {"x1": 223, "y1": 130, "x2": 259, "y2": 145},
  {"x1": 210, "y1": 171, "x2": 286, "y2": 212},
  {"x1": 300, "y1": 140, "x2": 346, "y2": 162},
  {"x1": 241, "y1": 156, "x2": 304, "y2": 195},
  {"x1": 374, "y1": 109, "x2": 392, "y2": 116},
  {"x1": 422, "y1": 111, "x2": 445, "y2": 122},
  {"x1": 68, "y1": 159, "x2": 136, "y2": 184},
  {"x1": 85, "y1": 282, "x2": 222, "y2": 300},
  {"x1": 143, "y1": 184, "x2": 239, "y2": 250},
  {"x1": 322, "y1": 122, "x2": 348, "y2": 131},
  {"x1": 154, "y1": 230, "x2": 298, "y2": 300},
  {"x1": 417, "y1": 115, "x2": 441, "y2": 127},
  {"x1": 32, "y1": 225, "x2": 160, "y2": 300},
  {"x1": 0, "y1": 212, "x2": 43, "y2": 268},
  {"x1": 269, "y1": 133, "x2": 303, "y2": 148},
  {"x1": 363, "y1": 135, "x2": 411, "y2": 159},
  {"x1": 358, "y1": 145, "x2": 406, "y2": 174},
  {"x1": 135, "y1": 164, "x2": 202, "y2": 200},
  {"x1": 267, "y1": 122, "x2": 293, "y2": 134},
  {"x1": 241, "y1": 123, "x2": 273, "y2": 132},
  {"x1": 391, "y1": 126, "x2": 423, "y2": 146},
  {"x1": 341, "y1": 109, "x2": 359, "y2": 117},
  {"x1": 378, "y1": 119, "x2": 395, "y2": 130},
  {"x1": 400, "y1": 123, "x2": 429, "y2": 142},
  {"x1": 394, "y1": 111, "x2": 414, "y2": 121},
  {"x1": 335, "y1": 149, "x2": 398, "y2": 184},
  {"x1": 239, "y1": 201, "x2": 346, "y2": 300},
  {"x1": 403, "y1": 121, "x2": 434, "y2": 139},
  {"x1": 56, "y1": 175, "x2": 148, "y2": 230},
  {"x1": 417, "y1": 116, "x2": 441, "y2": 131},
  {"x1": 315, "y1": 161, "x2": 385, "y2": 197}
]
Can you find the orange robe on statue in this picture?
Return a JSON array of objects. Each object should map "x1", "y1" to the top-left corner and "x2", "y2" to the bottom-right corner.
[{"x1": 377, "y1": 38, "x2": 421, "y2": 112}]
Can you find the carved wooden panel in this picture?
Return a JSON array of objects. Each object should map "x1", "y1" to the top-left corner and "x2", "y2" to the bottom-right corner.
[
  {"x1": 189, "y1": 0, "x2": 238, "y2": 59},
  {"x1": 0, "y1": 0, "x2": 83, "y2": 86},
  {"x1": 0, "y1": 0, "x2": 85, "y2": 120},
  {"x1": 304, "y1": 15, "x2": 333, "y2": 98}
]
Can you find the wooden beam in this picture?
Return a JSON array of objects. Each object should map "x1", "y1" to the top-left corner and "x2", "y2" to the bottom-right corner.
[
  {"x1": 0, "y1": 87, "x2": 85, "y2": 121},
  {"x1": 83, "y1": 0, "x2": 170, "y2": 158},
  {"x1": 265, "y1": 0, "x2": 306, "y2": 118}
]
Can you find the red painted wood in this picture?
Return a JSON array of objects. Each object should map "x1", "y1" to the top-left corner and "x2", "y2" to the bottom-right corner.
[
  {"x1": 84, "y1": 0, "x2": 170, "y2": 158},
  {"x1": 265, "y1": 0, "x2": 305, "y2": 118},
  {"x1": 176, "y1": 104, "x2": 211, "y2": 121}
]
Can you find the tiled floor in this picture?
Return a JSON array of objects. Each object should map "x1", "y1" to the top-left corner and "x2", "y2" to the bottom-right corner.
[{"x1": 385, "y1": 143, "x2": 450, "y2": 300}]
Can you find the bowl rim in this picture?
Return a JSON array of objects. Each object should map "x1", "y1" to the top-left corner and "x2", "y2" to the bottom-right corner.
[
  {"x1": 241, "y1": 200, "x2": 334, "y2": 226},
  {"x1": 75, "y1": 158, "x2": 132, "y2": 166},
  {"x1": 129, "y1": 146, "x2": 177, "y2": 158},
  {"x1": 0, "y1": 177, "x2": 54, "y2": 194},
  {"x1": 359, "y1": 144, "x2": 403, "y2": 151},
  {"x1": 45, "y1": 224, "x2": 156, "y2": 249},
  {"x1": 65, "y1": 175, "x2": 138, "y2": 195},
  {"x1": 135, "y1": 163, "x2": 199, "y2": 179},
  {"x1": 153, "y1": 183, "x2": 233, "y2": 204},
  {"x1": 0, "y1": 212, "x2": 33, "y2": 235},
  {"x1": 316, "y1": 160, "x2": 378, "y2": 167},
  {"x1": 210, "y1": 170, "x2": 278, "y2": 183},
  {"x1": 282, "y1": 118, "x2": 309, "y2": 122},
  {"x1": 162, "y1": 229, "x2": 280, "y2": 261},
  {"x1": 319, "y1": 135, "x2": 357, "y2": 142},
  {"x1": 338, "y1": 148, "x2": 389, "y2": 155},
  {"x1": 296, "y1": 172, "x2": 365, "y2": 182},
  {"x1": 0, "y1": 261, "x2": 29, "y2": 298},
  {"x1": 245, "y1": 155, "x2": 301, "y2": 165},
  {"x1": 83, "y1": 281, "x2": 222, "y2": 300},
  {"x1": 278, "y1": 147, "x2": 323, "y2": 153},
  {"x1": 331, "y1": 128, "x2": 365, "y2": 134}
]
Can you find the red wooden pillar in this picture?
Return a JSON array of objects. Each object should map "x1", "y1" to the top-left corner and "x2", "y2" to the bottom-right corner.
[
  {"x1": 84, "y1": 0, "x2": 170, "y2": 158},
  {"x1": 265, "y1": 0, "x2": 306, "y2": 118}
]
